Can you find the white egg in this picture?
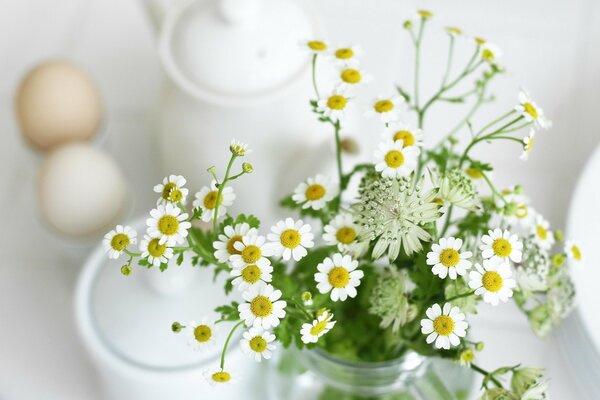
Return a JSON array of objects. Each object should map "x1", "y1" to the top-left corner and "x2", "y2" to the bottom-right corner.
[
  {"x1": 38, "y1": 143, "x2": 127, "y2": 238},
  {"x1": 15, "y1": 60, "x2": 103, "y2": 151}
]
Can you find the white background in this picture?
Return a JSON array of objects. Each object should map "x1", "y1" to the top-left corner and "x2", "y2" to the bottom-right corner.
[{"x1": 1, "y1": 0, "x2": 599, "y2": 398}]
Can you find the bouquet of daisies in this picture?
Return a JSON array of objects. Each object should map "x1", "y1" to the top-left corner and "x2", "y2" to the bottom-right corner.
[{"x1": 103, "y1": 9, "x2": 579, "y2": 399}]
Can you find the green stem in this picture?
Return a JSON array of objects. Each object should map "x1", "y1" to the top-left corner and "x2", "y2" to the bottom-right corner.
[
  {"x1": 445, "y1": 290, "x2": 475, "y2": 303},
  {"x1": 481, "y1": 171, "x2": 506, "y2": 205},
  {"x1": 333, "y1": 119, "x2": 344, "y2": 194},
  {"x1": 440, "y1": 206, "x2": 453, "y2": 237},
  {"x1": 220, "y1": 320, "x2": 244, "y2": 370},
  {"x1": 212, "y1": 155, "x2": 237, "y2": 233},
  {"x1": 124, "y1": 249, "x2": 141, "y2": 257},
  {"x1": 476, "y1": 110, "x2": 515, "y2": 137},
  {"x1": 459, "y1": 116, "x2": 524, "y2": 166},
  {"x1": 311, "y1": 54, "x2": 320, "y2": 98},
  {"x1": 413, "y1": 19, "x2": 425, "y2": 108},
  {"x1": 471, "y1": 363, "x2": 503, "y2": 388},
  {"x1": 440, "y1": 35, "x2": 455, "y2": 88},
  {"x1": 291, "y1": 298, "x2": 313, "y2": 320}
]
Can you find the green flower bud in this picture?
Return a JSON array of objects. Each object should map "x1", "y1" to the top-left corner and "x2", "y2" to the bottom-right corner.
[
  {"x1": 554, "y1": 229, "x2": 564, "y2": 242},
  {"x1": 511, "y1": 367, "x2": 544, "y2": 397},
  {"x1": 171, "y1": 321, "x2": 183, "y2": 333},
  {"x1": 403, "y1": 20, "x2": 413, "y2": 29},
  {"x1": 551, "y1": 253, "x2": 564, "y2": 267},
  {"x1": 301, "y1": 291, "x2": 312, "y2": 303},
  {"x1": 121, "y1": 264, "x2": 132, "y2": 276},
  {"x1": 481, "y1": 388, "x2": 518, "y2": 400},
  {"x1": 458, "y1": 349, "x2": 475, "y2": 365},
  {"x1": 242, "y1": 162, "x2": 254, "y2": 174},
  {"x1": 475, "y1": 341, "x2": 485, "y2": 351},
  {"x1": 514, "y1": 184, "x2": 523, "y2": 194},
  {"x1": 207, "y1": 166, "x2": 217, "y2": 174}
]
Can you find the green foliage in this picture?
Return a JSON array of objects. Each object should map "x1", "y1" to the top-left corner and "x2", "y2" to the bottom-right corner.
[{"x1": 215, "y1": 301, "x2": 240, "y2": 321}]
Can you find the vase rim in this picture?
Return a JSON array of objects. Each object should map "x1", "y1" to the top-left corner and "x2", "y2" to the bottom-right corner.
[{"x1": 309, "y1": 346, "x2": 426, "y2": 371}]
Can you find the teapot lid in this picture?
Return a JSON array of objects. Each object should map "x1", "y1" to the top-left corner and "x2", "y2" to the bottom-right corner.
[{"x1": 159, "y1": 0, "x2": 317, "y2": 105}]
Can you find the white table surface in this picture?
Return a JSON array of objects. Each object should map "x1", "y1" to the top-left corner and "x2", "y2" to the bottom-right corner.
[{"x1": 1, "y1": 0, "x2": 599, "y2": 399}]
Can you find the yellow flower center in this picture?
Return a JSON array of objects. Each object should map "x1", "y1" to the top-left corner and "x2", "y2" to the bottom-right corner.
[
  {"x1": 446, "y1": 26, "x2": 462, "y2": 35},
  {"x1": 308, "y1": 40, "x2": 327, "y2": 51},
  {"x1": 310, "y1": 319, "x2": 329, "y2": 336},
  {"x1": 393, "y1": 130, "x2": 415, "y2": 147},
  {"x1": 226, "y1": 235, "x2": 243, "y2": 255},
  {"x1": 203, "y1": 191, "x2": 221, "y2": 210},
  {"x1": 328, "y1": 266, "x2": 350, "y2": 288},
  {"x1": 440, "y1": 248, "x2": 460, "y2": 267},
  {"x1": 482, "y1": 49, "x2": 495, "y2": 61},
  {"x1": 327, "y1": 95, "x2": 347, "y2": 110},
  {"x1": 241, "y1": 245, "x2": 262, "y2": 264},
  {"x1": 194, "y1": 324, "x2": 212, "y2": 343},
  {"x1": 168, "y1": 188, "x2": 183, "y2": 202},
  {"x1": 374, "y1": 99, "x2": 394, "y2": 113},
  {"x1": 158, "y1": 215, "x2": 179, "y2": 236},
  {"x1": 335, "y1": 48, "x2": 354, "y2": 59},
  {"x1": 571, "y1": 245, "x2": 582, "y2": 261},
  {"x1": 525, "y1": 137, "x2": 534, "y2": 152},
  {"x1": 161, "y1": 182, "x2": 177, "y2": 200},
  {"x1": 482, "y1": 271, "x2": 503, "y2": 292},
  {"x1": 241, "y1": 265, "x2": 261, "y2": 283},
  {"x1": 433, "y1": 315, "x2": 454, "y2": 336},
  {"x1": 475, "y1": 37, "x2": 486, "y2": 45},
  {"x1": 110, "y1": 233, "x2": 130, "y2": 251},
  {"x1": 523, "y1": 102, "x2": 538, "y2": 119},
  {"x1": 211, "y1": 371, "x2": 231, "y2": 383},
  {"x1": 336, "y1": 227, "x2": 356, "y2": 244},
  {"x1": 305, "y1": 184, "x2": 326, "y2": 201},
  {"x1": 340, "y1": 68, "x2": 361, "y2": 84},
  {"x1": 280, "y1": 229, "x2": 301, "y2": 248},
  {"x1": 249, "y1": 336, "x2": 267, "y2": 353},
  {"x1": 536, "y1": 225, "x2": 548, "y2": 240},
  {"x1": 417, "y1": 9, "x2": 433, "y2": 18},
  {"x1": 465, "y1": 167, "x2": 483, "y2": 179},
  {"x1": 492, "y1": 238, "x2": 512, "y2": 257},
  {"x1": 384, "y1": 150, "x2": 404, "y2": 168},
  {"x1": 516, "y1": 205, "x2": 529, "y2": 219},
  {"x1": 250, "y1": 295, "x2": 273, "y2": 318},
  {"x1": 147, "y1": 238, "x2": 166, "y2": 257}
]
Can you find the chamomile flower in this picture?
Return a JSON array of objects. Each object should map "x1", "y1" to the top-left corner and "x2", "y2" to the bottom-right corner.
[
  {"x1": 231, "y1": 259, "x2": 273, "y2": 291},
  {"x1": 480, "y1": 229, "x2": 523, "y2": 263},
  {"x1": 502, "y1": 193, "x2": 534, "y2": 228},
  {"x1": 153, "y1": 175, "x2": 188, "y2": 205},
  {"x1": 229, "y1": 139, "x2": 251, "y2": 157},
  {"x1": 427, "y1": 237, "x2": 473, "y2": 280},
  {"x1": 331, "y1": 45, "x2": 361, "y2": 66},
  {"x1": 146, "y1": 203, "x2": 191, "y2": 246},
  {"x1": 291, "y1": 174, "x2": 337, "y2": 210},
  {"x1": 300, "y1": 311, "x2": 336, "y2": 344},
  {"x1": 374, "y1": 140, "x2": 419, "y2": 179},
  {"x1": 382, "y1": 122, "x2": 424, "y2": 148},
  {"x1": 314, "y1": 253, "x2": 364, "y2": 302},
  {"x1": 445, "y1": 26, "x2": 463, "y2": 37},
  {"x1": 240, "y1": 326, "x2": 276, "y2": 362},
  {"x1": 515, "y1": 89, "x2": 551, "y2": 129},
  {"x1": 103, "y1": 225, "x2": 137, "y2": 259},
  {"x1": 365, "y1": 95, "x2": 403, "y2": 123},
  {"x1": 520, "y1": 129, "x2": 535, "y2": 160},
  {"x1": 303, "y1": 39, "x2": 329, "y2": 54},
  {"x1": 230, "y1": 234, "x2": 271, "y2": 269},
  {"x1": 203, "y1": 367, "x2": 235, "y2": 385},
  {"x1": 139, "y1": 234, "x2": 174, "y2": 267},
  {"x1": 531, "y1": 215, "x2": 554, "y2": 250},
  {"x1": 238, "y1": 283, "x2": 287, "y2": 329},
  {"x1": 323, "y1": 214, "x2": 362, "y2": 253},
  {"x1": 193, "y1": 180, "x2": 236, "y2": 223},
  {"x1": 416, "y1": 9, "x2": 434, "y2": 20},
  {"x1": 336, "y1": 65, "x2": 371, "y2": 90},
  {"x1": 266, "y1": 218, "x2": 314, "y2": 261},
  {"x1": 316, "y1": 89, "x2": 351, "y2": 121},
  {"x1": 480, "y1": 42, "x2": 502, "y2": 63},
  {"x1": 565, "y1": 241, "x2": 582, "y2": 264},
  {"x1": 186, "y1": 318, "x2": 217, "y2": 351},
  {"x1": 468, "y1": 260, "x2": 516, "y2": 305},
  {"x1": 420, "y1": 303, "x2": 468, "y2": 350},
  {"x1": 213, "y1": 223, "x2": 258, "y2": 263}
]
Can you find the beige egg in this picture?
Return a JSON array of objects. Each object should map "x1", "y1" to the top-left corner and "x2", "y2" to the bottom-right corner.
[
  {"x1": 15, "y1": 60, "x2": 102, "y2": 151},
  {"x1": 39, "y1": 143, "x2": 127, "y2": 238}
]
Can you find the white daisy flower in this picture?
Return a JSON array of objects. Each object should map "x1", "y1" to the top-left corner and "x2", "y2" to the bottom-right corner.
[
  {"x1": 153, "y1": 175, "x2": 188, "y2": 205},
  {"x1": 502, "y1": 193, "x2": 534, "y2": 228},
  {"x1": 146, "y1": 203, "x2": 191, "y2": 246},
  {"x1": 316, "y1": 89, "x2": 351, "y2": 121},
  {"x1": 229, "y1": 138, "x2": 251, "y2": 157},
  {"x1": 229, "y1": 234, "x2": 271, "y2": 269},
  {"x1": 480, "y1": 42, "x2": 502, "y2": 63},
  {"x1": 291, "y1": 174, "x2": 337, "y2": 210},
  {"x1": 238, "y1": 283, "x2": 287, "y2": 329},
  {"x1": 365, "y1": 95, "x2": 404, "y2": 123},
  {"x1": 468, "y1": 260, "x2": 516, "y2": 306},
  {"x1": 300, "y1": 310, "x2": 336, "y2": 344},
  {"x1": 520, "y1": 129, "x2": 535, "y2": 161},
  {"x1": 480, "y1": 229, "x2": 523, "y2": 263},
  {"x1": 336, "y1": 65, "x2": 371, "y2": 90},
  {"x1": 202, "y1": 367, "x2": 235, "y2": 385},
  {"x1": 323, "y1": 214, "x2": 362, "y2": 253},
  {"x1": 315, "y1": 253, "x2": 364, "y2": 302},
  {"x1": 382, "y1": 122, "x2": 424, "y2": 148},
  {"x1": 139, "y1": 234, "x2": 174, "y2": 267},
  {"x1": 185, "y1": 318, "x2": 217, "y2": 351},
  {"x1": 420, "y1": 303, "x2": 468, "y2": 350},
  {"x1": 213, "y1": 223, "x2": 258, "y2": 264},
  {"x1": 240, "y1": 326, "x2": 276, "y2": 362},
  {"x1": 565, "y1": 241, "x2": 582, "y2": 264},
  {"x1": 231, "y1": 261, "x2": 273, "y2": 292},
  {"x1": 331, "y1": 45, "x2": 361, "y2": 66},
  {"x1": 192, "y1": 180, "x2": 236, "y2": 223},
  {"x1": 103, "y1": 225, "x2": 137, "y2": 259},
  {"x1": 426, "y1": 237, "x2": 473, "y2": 280},
  {"x1": 531, "y1": 215, "x2": 554, "y2": 250},
  {"x1": 374, "y1": 140, "x2": 419, "y2": 179},
  {"x1": 303, "y1": 39, "x2": 329, "y2": 54},
  {"x1": 266, "y1": 218, "x2": 314, "y2": 261},
  {"x1": 515, "y1": 89, "x2": 551, "y2": 130}
]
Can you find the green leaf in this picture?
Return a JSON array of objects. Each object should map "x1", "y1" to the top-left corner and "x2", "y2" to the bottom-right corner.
[
  {"x1": 159, "y1": 262, "x2": 169, "y2": 272},
  {"x1": 176, "y1": 252, "x2": 184, "y2": 266},
  {"x1": 190, "y1": 207, "x2": 203, "y2": 220},
  {"x1": 138, "y1": 258, "x2": 150, "y2": 268},
  {"x1": 215, "y1": 301, "x2": 240, "y2": 321}
]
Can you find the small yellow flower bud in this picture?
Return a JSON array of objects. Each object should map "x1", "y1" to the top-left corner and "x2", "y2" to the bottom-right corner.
[
  {"x1": 121, "y1": 264, "x2": 132, "y2": 276},
  {"x1": 242, "y1": 162, "x2": 254, "y2": 174},
  {"x1": 340, "y1": 138, "x2": 360, "y2": 154},
  {"x1": 554, "y1": 230, "x2": 564, "y2": 242},
  {"x1": 475, "y1": 342, "x2": 485, "y2": 351},
  {"x1": 459, "y1": 349, "x2": 475, "y2": 365},
  {"x1": 301, "y1": 291, "x2": 312, "y2": 303},
  {"x1": 551, "y1": 254, "x2": 564, "y2": 267}
]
